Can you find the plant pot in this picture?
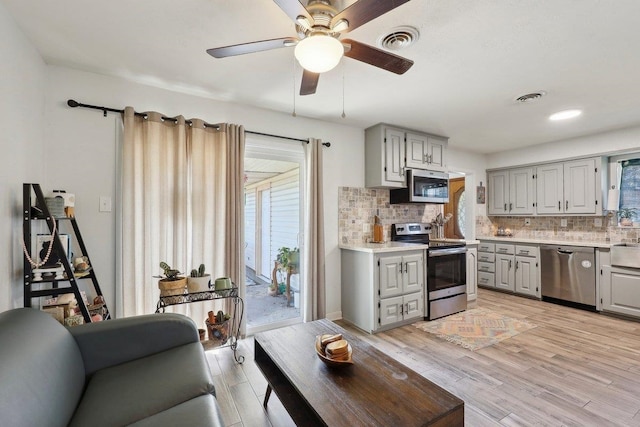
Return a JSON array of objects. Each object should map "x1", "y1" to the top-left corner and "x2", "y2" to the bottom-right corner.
[
  {"x1": 267, "y1": 286, "x2": 277, "y2": 297},
  {"x1": 621, "y1": 218, "x2": 633, "y2": 227},
  {"x1": 205, "y1": 319, "x2": 229, "y2": 345},
  {"x1": 158, "y1": 277, "x2": 187, "y2": 296},
  {"x1": 187, "y1": 275, "x2": 211, "y2": 293}
]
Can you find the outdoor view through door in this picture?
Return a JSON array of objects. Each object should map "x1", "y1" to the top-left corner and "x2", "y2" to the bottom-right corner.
[
  {"x1": 244, "y1": 139, "x2": 304, "y2": 334},
  {"x1": 445, "y1": 177, "x2": 466, "y2": 239}
]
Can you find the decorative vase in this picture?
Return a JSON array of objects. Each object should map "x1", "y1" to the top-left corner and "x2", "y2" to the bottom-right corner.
[
  {"x1": 187, "y1": 275, "x2": 211, "y2": 293},
  {"x1": 158, "y1": 277, "x2": 187, "y2": 296}
]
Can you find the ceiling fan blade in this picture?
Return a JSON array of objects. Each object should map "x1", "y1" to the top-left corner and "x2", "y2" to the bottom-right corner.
[
  {"x1": 273, "y1": 0, "x2": 313, "y2": 27},
  {"x1": 207, "y1": 37, "x2": 297, "y2": 58},
  {"x1": 343, "y1": 39, "x2": 413, "y2": 74},
  {"x1": 300, "y1": 69, "x2": 320, "y2": 96},
  {"x1": 331, "y1": 0, "x2": 411, "y2": 33}
]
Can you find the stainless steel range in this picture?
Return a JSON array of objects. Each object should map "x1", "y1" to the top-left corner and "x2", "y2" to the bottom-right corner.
[{"x1": 391, "y1": 223, "x2": 467, "y2": 320}]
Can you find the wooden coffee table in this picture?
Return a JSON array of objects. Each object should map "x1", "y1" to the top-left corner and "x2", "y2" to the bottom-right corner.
[{"x1": 254, "y1": 319, "x2": 464, "y2": 426}]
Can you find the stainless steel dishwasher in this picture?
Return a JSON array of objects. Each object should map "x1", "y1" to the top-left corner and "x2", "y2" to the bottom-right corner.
[{"x1": 540, "y1": 245, "x2": 596, "y2": 307}]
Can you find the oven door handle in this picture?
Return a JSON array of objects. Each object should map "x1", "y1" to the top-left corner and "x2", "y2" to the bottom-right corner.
[{"x1": 428, "y1": 247, "x2": 467, "y2": 257}]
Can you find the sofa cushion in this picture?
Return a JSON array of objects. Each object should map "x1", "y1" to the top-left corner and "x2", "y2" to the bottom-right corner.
[
  {"x1": 69, "y1": 342, "x2": 215, "y2": 427},
  {"x1": 0, "y1": 308, "x2": 86, "y2": 427},
  {"x1": 127, "y1": 394, "x2": 224, "y2": 427}
]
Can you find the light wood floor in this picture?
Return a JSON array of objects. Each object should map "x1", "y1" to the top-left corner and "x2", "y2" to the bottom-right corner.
[{"x1": 205, "y1": 288, "x2": 640, "y2": 426}]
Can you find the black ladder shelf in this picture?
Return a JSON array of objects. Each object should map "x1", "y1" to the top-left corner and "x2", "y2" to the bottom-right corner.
[{"x1": 23, "y1": 183, "x2": 111, "y2": 324}]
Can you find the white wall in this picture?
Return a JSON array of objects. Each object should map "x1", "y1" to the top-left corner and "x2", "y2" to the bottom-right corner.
[
  {"x1": 447, "y1": 146, "x2": 489, "y2": 236},
  {"x1": 0, "y1": 3, "x2": 46, "y2": 311},
  {"x1": 486, "y1": 125, "x2": 640, "y2": 169},
  {"x1": 44, "y1": 65, "x2": 364, "y2": 318}
]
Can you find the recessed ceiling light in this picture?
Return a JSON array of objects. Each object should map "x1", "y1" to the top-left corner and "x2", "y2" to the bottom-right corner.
[{"x1": 549, "y1": 109, "x2": 582, "y2": 121}]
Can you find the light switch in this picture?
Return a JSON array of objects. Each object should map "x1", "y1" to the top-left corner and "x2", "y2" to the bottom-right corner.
[
  {"x1": 99, "y1": 196, "x2": 112, "y2": 212},
  {"x1": 524, "y1": 218, "x2": 531, "y2": 226}
]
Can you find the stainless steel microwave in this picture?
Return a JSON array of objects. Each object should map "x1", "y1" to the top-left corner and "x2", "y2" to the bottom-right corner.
[{"x1": 390, "y1": 169, "x2": 450, "y2": 204}]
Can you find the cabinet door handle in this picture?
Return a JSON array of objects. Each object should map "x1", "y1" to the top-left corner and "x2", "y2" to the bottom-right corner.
[
  {"x1": 400, "y1": 303, "x2": 404, "y2": 315},
  {"x1": 509, "y1": 203, "x2": 513, "y2": 212},
  {"x1": 516, "y1": 261, "x2": 519, "y2": 269},
  {"x1": 424, "y1": 154, "x2": 429, "y2": 163},
  {"x1": 558, "y1": 201, "x2": 561, "y2": 211},
  {"x1": 566, "y1": 200, "x2": 569, "y2": 210},
  {"x1": 509, "y1": 260, "x2": 512, "y2": 269},
  {"x1": 504, "y1": 203, "x2": 507, "y2": 211}
]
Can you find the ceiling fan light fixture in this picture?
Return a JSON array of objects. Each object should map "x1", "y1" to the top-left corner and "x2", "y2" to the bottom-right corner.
[{"x1": 294, "y1": 34, "x2": 344, "y2": 73}]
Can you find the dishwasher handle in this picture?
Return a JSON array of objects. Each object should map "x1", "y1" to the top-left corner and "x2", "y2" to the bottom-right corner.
[{"x1": 557, "y1": 249, "x2": 574, "y2": 255}]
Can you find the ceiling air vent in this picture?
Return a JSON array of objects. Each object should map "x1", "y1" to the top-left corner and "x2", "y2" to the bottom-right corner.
[
  {"x1": 377, "y1": 26, "x2": 420, "y2": 51},
  {"x1": 515, "y1": 91, "x2": 547, "y2": 103}
]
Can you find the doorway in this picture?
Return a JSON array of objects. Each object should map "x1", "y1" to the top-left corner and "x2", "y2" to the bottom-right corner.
[
  {"x1": 445, "y1": 177, "x2": 466, "y2": 239},
  {"x1": 244, "y1": 136, "x2": 304, "y2": 335}
]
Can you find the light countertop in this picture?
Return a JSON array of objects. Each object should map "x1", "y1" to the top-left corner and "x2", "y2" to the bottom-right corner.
[
  {"x1": 340, "y1": 239, "x2": 481, "y2": 253},
  {"x1": 339, "y1": 242, "x2": 428, "y2": 253},
  {"x1": 476, "y1": 235, "x2": 612, "y2": 249}
]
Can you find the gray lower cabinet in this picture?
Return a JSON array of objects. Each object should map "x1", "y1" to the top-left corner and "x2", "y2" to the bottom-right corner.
[
  {"x1": 341, "y1": 248, "x2": 424, "y2": 333},
  {"x1": 466, "y1": 246, "x2": 478, "y2": 301},
  {"x1": 601, "y1": 265, "x2": 640, "y2": 318},
  {"x1": 477, "y1": 241, "x2": 540, "y2": 297}
]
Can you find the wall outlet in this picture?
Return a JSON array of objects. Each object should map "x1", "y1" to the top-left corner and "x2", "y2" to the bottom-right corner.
[
  {"x1": 524, "y1": 218, "x2": 531, "y2": 226},
  {"x1": 561, "y1": 218, "x2": 568, "y2": 227},
  {"x1": 99, "y1": 196, "x2": 112, "y2": 212},
  {"x1": 594, "y1": 218, "x2": 603, "y2": 227}
]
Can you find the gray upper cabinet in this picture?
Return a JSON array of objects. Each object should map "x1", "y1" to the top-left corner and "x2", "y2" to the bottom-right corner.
[
  {"x1": 489, "y1": 157, "x2": 605, "y2": 216},
  {"x1": 488, "y1": 167, "x2": 534, "y2": 215},
  {"x1": 365, "y1": 124, "x2": 448, "y2": 188},
  {"x1": 564, "y1": 158, "x2": 597, "y2": 214},
  {"x1": 405, "y1": 133, "x2": 447, "y2": 171},
  {"x1": 534, "y1": 157, "x2": 602, "y2": 215},
  {"x1": 365, "y1": 125, "x2": 406, "y2": 188},
  {"x1": 535, "y1": 163, "x2": 564, "y2": 214}
]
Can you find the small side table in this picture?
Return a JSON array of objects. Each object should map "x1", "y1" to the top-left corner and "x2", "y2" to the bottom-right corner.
[{"x1": 155, "y1": 288, "x2": 244, "y2": 363}]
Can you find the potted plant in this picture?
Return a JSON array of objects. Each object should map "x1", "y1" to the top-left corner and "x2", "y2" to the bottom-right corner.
[
  {"x1": 277, "y1": 247, "x2": 300, "y2": 273},
  {"x1": 619, "y1": 208, "x2": 636, "y2": 227},
  {"x1": 155, "y1": 262, "x2": 187, "y2": 296},
  {"x1": 187, "y1": 263, "x2": 211, "y2": 293},
  {"x1": 205, "y1": 310, "x2": 230, "y2": 344}
]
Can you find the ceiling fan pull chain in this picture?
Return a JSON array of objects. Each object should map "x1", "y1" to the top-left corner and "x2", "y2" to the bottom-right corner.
[
  {"x1": 292, "y1": 55, "x2": 297, "y2": 117},
  {"x1": 340, "y1": 60, "x2": 346, "y2": 119}
]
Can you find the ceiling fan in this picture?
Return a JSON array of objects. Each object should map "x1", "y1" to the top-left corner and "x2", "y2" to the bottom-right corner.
[{"x1": 206, "y1": 0, "x2": 414, "y2": 95}]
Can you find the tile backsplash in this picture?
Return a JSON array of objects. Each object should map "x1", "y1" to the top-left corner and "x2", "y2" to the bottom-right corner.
[
  {"x1": 477, "y1": 214, "x2": 639, "y2": 243},
  {"x1": 338, "y1": 186, "x2": 638, "y2": 245},
  {"x1": 338, "y1": 187, "x2": 441, "y2": 244}
]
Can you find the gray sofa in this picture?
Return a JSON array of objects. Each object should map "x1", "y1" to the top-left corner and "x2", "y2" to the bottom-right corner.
[{"x1": 0, "y1": 308, "x2": 224, "y2": 427}]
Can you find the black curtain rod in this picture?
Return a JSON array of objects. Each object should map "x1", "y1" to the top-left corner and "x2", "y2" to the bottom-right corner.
[{"x1": 67, "y1": 99, "x2": 330, "y2": 147}]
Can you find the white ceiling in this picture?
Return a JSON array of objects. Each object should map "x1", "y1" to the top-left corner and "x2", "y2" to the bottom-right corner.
[{"x1": 4, "y1": 0, "x2": 640, "y2": 154}]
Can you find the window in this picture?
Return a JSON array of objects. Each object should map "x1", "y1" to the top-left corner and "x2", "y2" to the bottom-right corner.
[
  {"x1": 456, "y1": 190, "x2": 466, "y2": 238},
  {"x1": 619, "y1": 159, "x2": 640, "y2": 222}
]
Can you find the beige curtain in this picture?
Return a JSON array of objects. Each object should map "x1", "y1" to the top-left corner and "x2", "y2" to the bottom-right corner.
[
  {"x1": 303, "y1": 138, "x2": 326, "y2": 321},
  {"x1": 119, "y1": 107, "x2": 245, "y2": 332}
]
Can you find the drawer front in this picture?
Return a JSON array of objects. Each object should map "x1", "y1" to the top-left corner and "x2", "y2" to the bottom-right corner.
[
  {"x1": 477, "y1": 252, "x2": 495, "y2": 263},
  {"x1": 515, "y1": 245, "x2": 537, "y2": 257},
  {"x1": 478, "y1": 272, "x2": 495, "y2": 287},
  {"x1": 478, "y1": 261, "x2": 495, "y2": 273},
  {"x1": 478, "y1": 242, "x2": 495, "y2": 252},
  {"x1": 495, "y1": 244, "x2": 515, "y2": 255}
]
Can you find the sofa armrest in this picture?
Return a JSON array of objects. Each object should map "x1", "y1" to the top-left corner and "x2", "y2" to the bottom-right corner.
[{"x1": 69, "y1": 313, "x2": 199, "y2": 376}]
